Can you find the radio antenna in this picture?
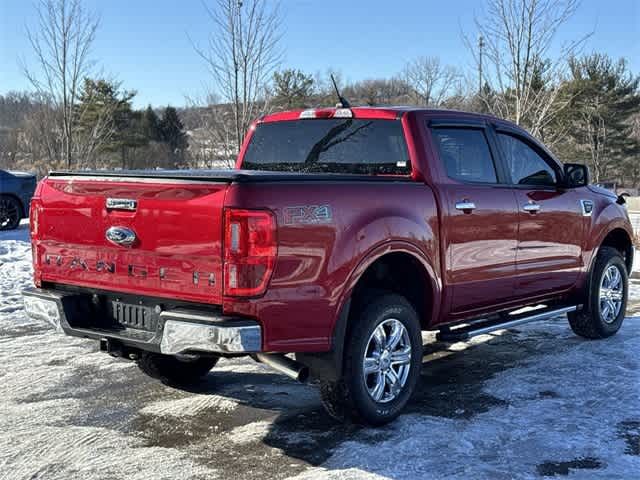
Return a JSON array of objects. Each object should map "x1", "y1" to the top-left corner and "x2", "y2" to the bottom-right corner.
[{"x1": 330, "y1": 74, "x2": 351, "y2": 108}]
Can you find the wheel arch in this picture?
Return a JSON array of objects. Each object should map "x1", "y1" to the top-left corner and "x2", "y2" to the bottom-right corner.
[
  {"x1": 296, "y1": 242, "x2": 440, "y2": 382},
  {"x1": 578, "y1": 225, "x2": 634, "y2": 308},
  {"x1": 345, "y1": 249, "x2": 438, "y2": 331},
  {"x1": 596, "y1": 227, "x2": 634, "y2": 274}
]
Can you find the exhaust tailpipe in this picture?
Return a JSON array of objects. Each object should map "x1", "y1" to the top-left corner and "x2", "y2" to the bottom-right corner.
[{"x1": 255, "y1": 353, "x2": 309, "y2": 383}]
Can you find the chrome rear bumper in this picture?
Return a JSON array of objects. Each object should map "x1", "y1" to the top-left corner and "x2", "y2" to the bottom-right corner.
[
  {"x1": 22, "y1": 287, "x2": 262, "y2": 355},
  {"x1": 159, "y1": 310, "x2": 261, "y2": 354}
]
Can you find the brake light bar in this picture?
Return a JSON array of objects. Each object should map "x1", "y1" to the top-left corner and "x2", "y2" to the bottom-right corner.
[
  {"x1": 299, "y1": 108, "x2": 353, "y2": 119},
  {"x1": 333, "y1": 108, "x2": 353, "y2": 118},
  {"x1": 223, "y1": 209, "x2": 277, "y2": 297}
]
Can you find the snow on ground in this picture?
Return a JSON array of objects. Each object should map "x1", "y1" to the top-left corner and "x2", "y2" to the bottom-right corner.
[
  {"x1": 1, "y1": 220, "x2": 639, "y2": 479},
  {"x1": 294, "y1": 321, "x2": 640, "y2": 480}
]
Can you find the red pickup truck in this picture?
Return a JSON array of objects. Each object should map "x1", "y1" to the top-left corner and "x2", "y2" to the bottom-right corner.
[{"x1": 23, "y1": 107, "x2": 634, "y2": 425}]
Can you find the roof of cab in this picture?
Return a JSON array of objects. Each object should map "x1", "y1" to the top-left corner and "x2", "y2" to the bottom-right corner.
[{"x1": 259, "y1": 106, "x2": 507, "y2": 124}]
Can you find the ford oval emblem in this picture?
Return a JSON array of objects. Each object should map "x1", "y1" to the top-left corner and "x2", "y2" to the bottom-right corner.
[{"x1": 105, "y1": 226, "x2": 137, "y2": 247}]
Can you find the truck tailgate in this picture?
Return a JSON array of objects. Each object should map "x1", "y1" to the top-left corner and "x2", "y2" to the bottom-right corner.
[{"x1": 33, "y1": 176, "x2": 228, "y2": 304}]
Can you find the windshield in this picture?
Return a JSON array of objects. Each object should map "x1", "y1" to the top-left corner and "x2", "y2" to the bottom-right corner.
[{"x1": 242, "y1": 119, "x2": 410, "y2": 174}]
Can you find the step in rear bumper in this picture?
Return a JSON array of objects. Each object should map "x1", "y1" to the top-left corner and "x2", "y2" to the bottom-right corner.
[{"x1": 21, "y1": 287, "x2": 262, "y2": 355}]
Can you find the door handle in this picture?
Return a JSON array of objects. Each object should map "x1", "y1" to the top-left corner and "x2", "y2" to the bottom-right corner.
[
  {"x1": 523, "y1": 202, "x2": 541, "y2": 213},
  {"x1": 455, "y1": 200, "x2": 476, "y2": 212}
]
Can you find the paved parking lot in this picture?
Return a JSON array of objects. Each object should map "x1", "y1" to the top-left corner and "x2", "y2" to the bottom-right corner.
[{"x1": 1, "y1": 222, "x2": 639, "y2": 479}]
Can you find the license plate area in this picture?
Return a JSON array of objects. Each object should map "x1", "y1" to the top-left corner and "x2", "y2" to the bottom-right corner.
[{"x1": 109, "y1": 301, "x2": 158, "y2": 332}]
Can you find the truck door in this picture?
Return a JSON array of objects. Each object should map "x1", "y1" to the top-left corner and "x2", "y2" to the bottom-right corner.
[
  {"x1": 429, "y1": 123, "x2": 520, "y2": 315},
  {"x1": 494, "y1": 129, "x2": 584, "y2": 297}
]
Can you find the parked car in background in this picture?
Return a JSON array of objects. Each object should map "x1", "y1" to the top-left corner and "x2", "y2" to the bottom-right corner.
[{"x1": 0, "y1": 169, "x2": 37, "y2": 230}]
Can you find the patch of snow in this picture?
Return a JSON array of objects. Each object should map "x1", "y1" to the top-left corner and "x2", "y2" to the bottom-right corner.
[
  {"x1": 629, "y1": 278, "x2": 640, "y2": 303},
  {"x1": 228, "y1": 420, "x2": 272, "y2": 444},
  {"x1": 288, "y1": 318, "x2": 640, "y2": 480},
  {"x1": 0, "y1": 222, "x2": 36, "y2": 326},
  {"x1": 140, "y1": 394, "x2": 238, "y2": 417},
  {"x1": 294, "y1": 468, "x2": 386, "y2": 480}
]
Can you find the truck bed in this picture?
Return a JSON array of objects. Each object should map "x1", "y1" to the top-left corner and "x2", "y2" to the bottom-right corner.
[{"x1": 48, "y1": 169, "x2": 414, "y2": 183}]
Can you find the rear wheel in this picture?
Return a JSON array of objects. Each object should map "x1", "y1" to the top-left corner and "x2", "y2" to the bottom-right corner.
[
  {"x1": 568, "y1": 246, "x2": 628, "y2": 339},
  {"x1": 0, "y1": 195, "x2": 21, "y2": 231},
  {"x1": 319, "y1": 293, "x2": 422, "y2": 425},
  {"x1": 137, "y1": 352, "x2": 219, "y2": 386}
]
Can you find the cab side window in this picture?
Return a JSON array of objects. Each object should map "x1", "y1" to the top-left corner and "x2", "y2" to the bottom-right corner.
[
  {"x1": 497, "y1": 133, "x2": 557, "y2": 187},
  {"x1": 431, "y1": 128, "x2": 498, "y2": 183}
]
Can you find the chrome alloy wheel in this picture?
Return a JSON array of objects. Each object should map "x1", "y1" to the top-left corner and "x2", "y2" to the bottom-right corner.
[
  {"x1": 599, "y1": 264, "x2": 624, "y2": 324},
  {"x1": 362, "y1": 318, "x2": 412, "y2": 403}
]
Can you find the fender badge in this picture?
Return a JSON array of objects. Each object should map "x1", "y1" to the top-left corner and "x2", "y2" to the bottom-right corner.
[{"x1": 283, "y1": 205, "x2": 333, "y2": 225}]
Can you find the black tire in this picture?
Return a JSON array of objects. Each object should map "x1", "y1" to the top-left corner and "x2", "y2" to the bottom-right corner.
[
  {"x1": 0, "y1": 195, "x2": 22, "y2": 231},
  {"x1": 137, "y1": 352, "x2": 219, "y2": 386},
  {"x1": 319, "y1": 293, "x2": 422, "y2": 425},
  {"x1": 568, "y1": 246, "x2": 628, "y2": 339}
]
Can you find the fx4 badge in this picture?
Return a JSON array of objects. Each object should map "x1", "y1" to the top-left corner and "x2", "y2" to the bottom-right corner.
[{"x1": 283, "y1": 205, "x2": 333, "y2": 225}]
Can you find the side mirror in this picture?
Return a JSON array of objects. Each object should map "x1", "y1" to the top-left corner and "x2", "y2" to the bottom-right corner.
[{"x1": 564, "y1": 163, "x2": 589, "y2": 188}]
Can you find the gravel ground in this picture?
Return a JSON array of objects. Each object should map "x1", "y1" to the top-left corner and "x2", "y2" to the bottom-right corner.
[{"x1": 1, "y1": 221, "x2": 639, "y2": 479}]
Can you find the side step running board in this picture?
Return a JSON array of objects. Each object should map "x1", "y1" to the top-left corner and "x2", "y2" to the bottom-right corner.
[{"x1": 436, "y1": 305, "x2": 578, "y2": 342}]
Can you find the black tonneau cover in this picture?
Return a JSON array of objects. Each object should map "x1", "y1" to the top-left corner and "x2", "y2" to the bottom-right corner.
[{"x1": 48, "y1": 169, "x2": 412, "y2": 183}]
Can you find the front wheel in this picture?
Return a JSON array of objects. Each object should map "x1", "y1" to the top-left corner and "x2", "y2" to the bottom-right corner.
[
  {"x1": 320, "y1": 293, "x2": 423, "y2": 425},
  {"x1": 137, "y1": 352, "x2": 219, "y2": 386},
  {"x1": 568, "y1": 246, "x2": 629, "y2": 339}
]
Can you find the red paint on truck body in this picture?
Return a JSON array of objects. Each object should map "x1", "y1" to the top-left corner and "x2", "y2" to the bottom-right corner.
[
  {"x1": 32, "y1": 179, "x2": 226, "y2": 304},
  {"x1": 30, "y1": 107, "x2": 634, "y2": 353}
]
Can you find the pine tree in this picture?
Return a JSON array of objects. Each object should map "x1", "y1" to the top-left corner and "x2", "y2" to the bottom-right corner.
[
  {"x1": 159, "y1": 106, "x2": 188, "y2": 165},
  {"x1": 272, "y1": 69, "x2": 315, "y2": 109},
  {"x1": 119, "y1": 110, "x2": 149, "y2": 169},
  {"x1": 562, "y1": 54, "x2": 640, "y2": 183},
  {"x1": 142, "y1": 106, "x2": 161, "y2": 142},
  {"x1": 74, "y1": 78, "x2": 136, "y2": 166}
]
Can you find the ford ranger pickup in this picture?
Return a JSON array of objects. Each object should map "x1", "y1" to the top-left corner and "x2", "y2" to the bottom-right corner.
[{"x1": 22, "y1": 106, "x2": 634, "y2": 425}]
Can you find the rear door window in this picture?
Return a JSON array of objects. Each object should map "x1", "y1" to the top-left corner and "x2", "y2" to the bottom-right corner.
[{"x1": 431, "y1": 128, "x2": 498, "y2": 183}]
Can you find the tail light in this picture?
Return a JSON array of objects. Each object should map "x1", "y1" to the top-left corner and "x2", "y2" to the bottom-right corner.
[
  {"x1": 223, "y1": 208, "x2": 277, "y2": 297},
  {"x1": 30, "y1": 199, "x2": 40, "y2": 237},
  {"x1": 29, "y1": 197, "x2": 42, "y2": 287}
]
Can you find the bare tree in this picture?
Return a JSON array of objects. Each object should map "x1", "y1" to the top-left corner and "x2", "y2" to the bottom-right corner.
[
  {"x1": 193, "y1": 0, "x2": 282, "y2": 153},
  {"x1": 403, "y1": 57, "x2": 460, "y2": 107},
  {"x1": 22, "y1": 0, "x2": 99, "y2": 169},
  {"x1": 184, "y1": 93, "x2": 237, "y2": 168},
  {"x1": 467, "y1": 0, "x2": 588, "y2": 140},
  {"x1": 1, "y1": 97, "x2": 63, "y2": 175},
  {"x1": 345, "y1": 78, "x2": 412, "y2": 106},
  {"x1": 313, "y1": 69, "x2": 345, "y2": 106},
  {"x1": 23, "y1": 95, "x2": 64, "y2": 171}
]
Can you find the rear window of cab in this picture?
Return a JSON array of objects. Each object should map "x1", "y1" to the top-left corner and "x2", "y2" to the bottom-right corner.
[{"x1": 242, "y1": 119, "x2": 410, "y2": 175}]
